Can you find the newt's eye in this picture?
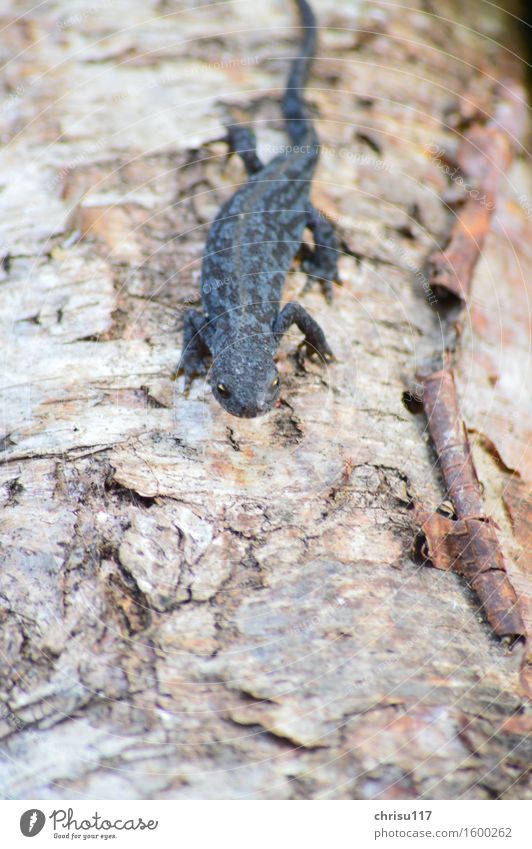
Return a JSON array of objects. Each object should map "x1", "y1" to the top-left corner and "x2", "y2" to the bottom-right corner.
[
  {"x1": 271, "y1": 377, "x2": 279, "y2": 388},
  {"x1": 217, "y1": 383, "x2": 230, "y2": 397}
]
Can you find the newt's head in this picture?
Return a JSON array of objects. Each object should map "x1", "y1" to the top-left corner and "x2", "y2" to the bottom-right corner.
[{"x1": 210, "y1": 338, "x2": 280, "y2": 418}]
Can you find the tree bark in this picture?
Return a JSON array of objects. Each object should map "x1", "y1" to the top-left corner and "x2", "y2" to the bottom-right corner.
[{"x1": 0, "y1": 0, "x2": 530, "y2": 799}]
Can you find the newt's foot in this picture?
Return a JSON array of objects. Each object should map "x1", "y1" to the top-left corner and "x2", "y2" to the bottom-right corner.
[
  {"x1": 297, "y1": 334, "x2": 334, "y2": 365},
  {"x1": 274, "y1": 300, "x2": 334, "y2": 367},
  {"x1": 177, "y1": 358, "x2": 209, "y2": 395}
]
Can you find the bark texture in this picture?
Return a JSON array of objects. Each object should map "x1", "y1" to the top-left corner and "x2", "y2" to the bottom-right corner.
[{"x1": 0, "y1": 0, "x2": 531, "y2": 799}]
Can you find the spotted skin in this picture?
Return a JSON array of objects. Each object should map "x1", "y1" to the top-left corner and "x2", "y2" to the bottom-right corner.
[{"x1": 179, "y1": 0, "x2": 339, "y2": 418}]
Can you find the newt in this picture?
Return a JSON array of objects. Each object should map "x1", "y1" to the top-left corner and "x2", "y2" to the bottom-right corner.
[{"x1": 179, "y1": 0, "x2": 339, "y2": 417}]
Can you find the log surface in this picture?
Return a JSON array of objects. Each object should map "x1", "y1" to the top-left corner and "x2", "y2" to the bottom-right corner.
[{"x1": 0, "y1": 0, "x2": 530, "y2": 799}]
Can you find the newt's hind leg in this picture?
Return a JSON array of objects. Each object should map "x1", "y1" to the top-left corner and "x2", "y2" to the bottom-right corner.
[
  {"x1": 177, "y1": 309, "x2": 212, "y2": 393},
  {"x1": 274, "y1": 301, "x2": 334, "y2": 363},
  {"x1": 301, "y1": 203, "x2": 340, "y2": 304},
  {"x1": 227, "y1": 125, "x2": 263, "y2": 175}
]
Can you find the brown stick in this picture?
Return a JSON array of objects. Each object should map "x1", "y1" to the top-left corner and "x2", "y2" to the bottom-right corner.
[
  {"x1": 418, "y1": 511, "x2": 525, "y2": 639},
  {"x1": 417, "y1": 79, "x2": 527, "y2": 642},
  {"x1": 419, "y1": 368, "x2": 524, "y2": 638},
  {"x1": 423, "y1": 369, "x2": 483, "y2": 518},
  {"x1": 429, "y1": 82, "x2": 526, "y2": 300}
]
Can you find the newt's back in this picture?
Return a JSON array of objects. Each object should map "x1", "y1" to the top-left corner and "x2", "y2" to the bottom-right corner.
[{"x1": 202, "y1": 142, "x2": 319, "y2": 324}]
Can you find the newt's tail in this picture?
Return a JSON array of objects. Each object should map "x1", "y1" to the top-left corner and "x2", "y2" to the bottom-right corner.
[{"x1": 283, "y1": 0, "x2": 319, "y2": 147}]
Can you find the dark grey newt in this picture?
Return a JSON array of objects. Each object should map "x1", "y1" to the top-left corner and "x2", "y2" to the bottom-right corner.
[{"x1": 179, "y1": 0, "x2": 339, "y2": 418}]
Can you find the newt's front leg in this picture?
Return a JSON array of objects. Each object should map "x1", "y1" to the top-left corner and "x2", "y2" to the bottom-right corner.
[
  {"x1": 177, "y1": 309, "x2": 212, "y2": 391},
  {"x1": 274, "y1": 301, "x2": 334, "y2": 362}
]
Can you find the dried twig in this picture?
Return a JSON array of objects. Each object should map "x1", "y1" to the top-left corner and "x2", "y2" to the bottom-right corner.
[
  {"x1": 429, "y1": 82, "x2": 526, "y2": 300},
  {"x1": 419, "y1": 371, "x2": 524, "y2": 639},
  {"x1": 417, "y1": 82, "x2": 527, "y2": 641}
]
